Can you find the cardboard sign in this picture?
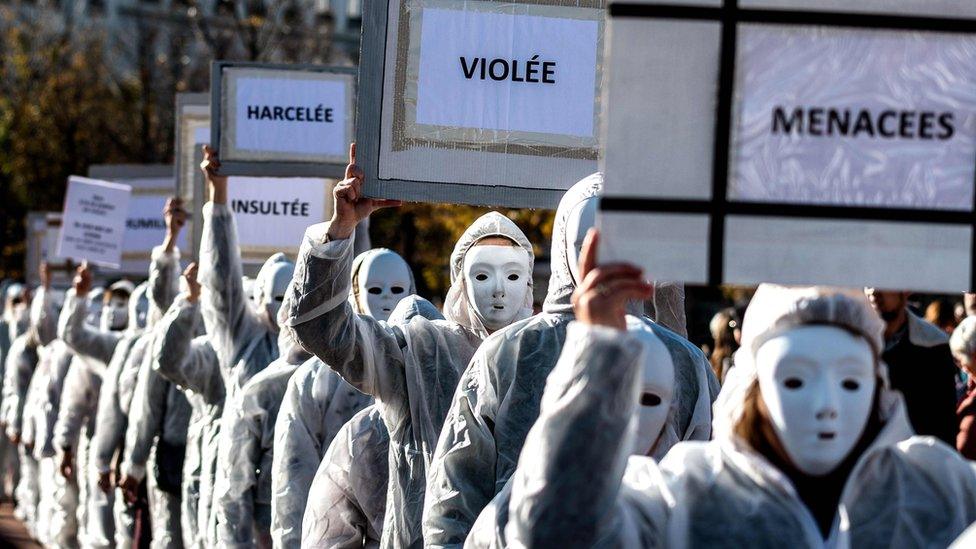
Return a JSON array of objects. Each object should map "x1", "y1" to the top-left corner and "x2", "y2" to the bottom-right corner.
[
  {"x1": 58, "y1": 177, "x2": 132, "y2": 268},
  {"x1": 358, "y1": 0, "x2": 605, "y2": 208},
  {"x1": 212, "y1": 62, "x2": 355, "y2": 178},
  {"x1": 227, "y1": 177, "x2": 333, "y2": 261},
  {"x1": 599, "y1": 2, "x2": 976, "y2": 292},
  {"x1": 175, "y1": 93, "x2": 211, "y2": 261},
  {"x1": 88, "y1": 165, "x2": 187, "y2": 276}
]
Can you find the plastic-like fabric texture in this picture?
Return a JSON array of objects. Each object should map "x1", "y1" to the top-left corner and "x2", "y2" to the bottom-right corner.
[
  {"x1": 214, "y1": 356, "x2": 304, "y2": 548},
  {"x1": 147, "y1": 452, "x2": 184, "y2": 549},
  {"x1": 199, "y1": 202, "x2": 288, "y2": 545},
  {"x1": 58, "y1": 290, "x2": 125, "y2": 371},
  {"x1": 152, "y1": 294, "x2": 223, "y2": 549},
  {"x1": 506, "y1": 286, "x2": 976, "y2": 548},
  {"x1": 442, "y1": 212, "x2": 535, "y2": 339},
  {"x1": 423, "y1": 175, "x2": 719, "y2": 547},
  {"x1": 270, "y1": 358, "x2": 372, "y2": 548},
  {"x1": 302, "y1": 405, "x2": 390, "y2": 549},
  {"x1": 284, "y1": 216, "x2": 532, "y2": 548},
  {"x1": 297, "y1": 297, "x2": 440, "y2": 548},
  {"x1": 651, "y1": 282, "x2": 687, "y2": 338},
  {"x1": 951, "y1": 315, "x2": 976, "y2": 359},
  {"x1": 15, "y1": 445, "x2": 39, "y2": 536}
]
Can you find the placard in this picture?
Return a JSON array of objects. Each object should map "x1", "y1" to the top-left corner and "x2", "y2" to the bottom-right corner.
[
  {"x1": 88, "y1": 165, "x2": 188, "y2": 276},
  {"x1": 58, "y1": 177, "x2": 132, "y2": 268},
  {"x1": 358, "y1": 0, "x2": 605, "y2": 208},
  {"x1": 600, "y1": 2, "x2": 976, "y2": 292},
  {"x1": 226, "y1": 177, "x2": 334, "y2": 261},
  {"x1": 175, "y1": 93, "x2": 211, "y2": 261},
  {"x1": 211, "y1": 62, "x2": 355, "y2": 178}
]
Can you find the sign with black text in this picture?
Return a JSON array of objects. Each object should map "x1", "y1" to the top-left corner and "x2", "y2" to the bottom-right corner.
[
  {"x1": 212, "y1": 62, "x2": 355, "y2": 178},
  {"x1": 58, "y1": 177, "x2": 131, "y2": 268},
  {"x1": 600, "y1": 2, "x2": 976, "y2": 292},
  {"x1": 357, "y1": 0, "x2": 605, "y2": 208}
]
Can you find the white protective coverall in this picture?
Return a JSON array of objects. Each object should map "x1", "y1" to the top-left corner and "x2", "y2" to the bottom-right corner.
[
  {"x1": 270, "y1": 248, "x2": 415, "y2": 548},
  {"x1": 152, "y1": 291, "x2": 222, "y2": 549},
  {"x1": 284, "y1": 212, "x2": 535, "y2": 548},
  {"x1": 0, "y1": 282, "x2": 28, "y2": 501},
  {"x1": 507, "y1": 286, "x2": 976, "y2": 548},
  {"x1": 120, "y1": 245, "x2": 192, "y2": 549},
  {"x1": 299, "y1": 295, "x2": 443, "y2": 549},
  {"x1": 423, "y1": 174, "x2": 720, "y2": 547},
  {"x1": 213, "y1": 288, "x2": 311, "y2": 549},
  {"x1": 302, "y1": 405, "x2": 389, "y2": 549},
  {"x1": 2, "y1": 299, "x2": 39, "y2": 532},
  {"x1": 64, "y1": 281, "x2": 150, "y2": 548},
  {"x1": 199, "y1": 200, "x2": 298, "y2": 545}
]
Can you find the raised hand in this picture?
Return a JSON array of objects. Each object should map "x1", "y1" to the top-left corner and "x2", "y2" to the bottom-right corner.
[
  {"x1": 327, "y1": 143, "x2": 402, "y2": 240},
  {"x1": 73, "y1": 262, "x2": 93, "y2": 297},
  {"x1": 201, "y1": 145, "x2": 228, "y2": 204},
  {"x1": 571, "y1": 229, "x2": 653, "y2": 331},
  {"x1": 164, "y1": 197, "x2": 188, "y2": 252},
  {"x1": 183, "y1": 262, "x2": 201, "y2": 303}
]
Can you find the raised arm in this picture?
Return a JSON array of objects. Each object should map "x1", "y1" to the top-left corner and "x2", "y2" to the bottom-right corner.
[
  {"x1": 153, "y1": 264, "x2": 224, "y2": 403},
  {"x1": 146, "y1": 196, "x2": 187, "y2": 325},
  {"x1": 59, "y1": 268, "x2": 121, "y2": 366},
  {"x1": 197, "y1": 147, "x2": 259, "y2": 369}
]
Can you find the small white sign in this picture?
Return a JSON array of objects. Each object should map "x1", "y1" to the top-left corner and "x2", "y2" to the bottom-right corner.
[
  {"x1": 730, "y1": 24, "x2": 976, "y2": 210},
  {"x1": 227, "y1": 177, "x2": 329, "y2": 252},
  {"x1": 223, "y1": 67, "x2": 354, "y2": 164},
  {"x1": 58, "y1": 177, "x2": 132, "y2": 268},
  {"x1": 413, "y1": 3, "x2": 600, "y2": 139}
]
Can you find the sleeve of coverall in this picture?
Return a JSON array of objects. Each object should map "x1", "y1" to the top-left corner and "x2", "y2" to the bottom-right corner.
[
  {"x1": 506, "y1": 323, "x2": 643, "y2": 548},
  {"x1": 283, "y1": 224, "x2": 406, "y2": 401},
  {"x1": 91, "y1": 336, "x2": 145, "y2": 473},
  {"x1": 198, "y1": 202, "x2": 261, "y2": 369},
  {"x1": 120, "y1": 358, "x2": 168, "y2": 481},
  {"x1": 30, "y1": 286, "x2": 58, "y2": 347},
  {"x1": 59, "y1": 291, "x2": 121, "y2": 366},
  {"x1": 3, "y1": 338, "x2": 35, "y2": 439},
  {"x1": 214, "y1": 384, "x2": 265, "y2": 548},
  {"x1": 153, "y1": 296, "x2": 224, "y2": 404},
  {"x1": 147, "y1": 245, "x2": 181, "y2": 327},
  {"x1": 54, "y1": 358, "x2": 95, "y2": 453},
  {"x1": 40, "y1": 350, "x2": 73, "y2": 457}
]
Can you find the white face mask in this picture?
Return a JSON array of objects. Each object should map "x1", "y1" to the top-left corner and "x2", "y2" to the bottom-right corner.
[
  {"x1": 462, "y1": 245, "x2": 531, "y2": 332},
  {"x1": 566, "y1": 197, "x2": 599, "y2": 286},
  {"x1": 630, "y1": 327, "x2": 675, "y2": 456},
  {"x1": 357, "y1": 251, "x2": 412, "y2": 322},
  {"x1": 254, "y1": 262, "x2": 295, "y2": 330},
  {"x1": 101, "y1": 294, "x2": 129, "y2": 332},
  {"x1": 756, "y1": 325, "x2": 876, "y2": 476}
]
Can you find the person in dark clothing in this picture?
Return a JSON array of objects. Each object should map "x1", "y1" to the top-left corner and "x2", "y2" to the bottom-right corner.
[{"x1": 866, "y1": 289, "x2": 958, "y2": 445}]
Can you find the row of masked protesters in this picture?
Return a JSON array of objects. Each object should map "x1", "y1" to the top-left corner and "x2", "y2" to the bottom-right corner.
[{"x1": 2, "y1": 142, "x2": 976, "y2": 548}]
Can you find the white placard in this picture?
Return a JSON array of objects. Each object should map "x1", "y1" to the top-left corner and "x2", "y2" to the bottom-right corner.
[
  {"x1": 413, "y1": 3, "x2": 600, "y2": 139},
  {"x1": 730, "y1": 25, "x2": 976, "y2": 210},
  {"x1": 222, "y1": 67, "x2": 354, "y2": 164},
  {"x1": 123, "y1": 194, "x2": 189, "y2": 256},
  {"x1": 227, "y1": 177, "x2": 330, "y2": 253},
  {"x1": 58, "y1": 177, "x2": 132, "y2": 268}
]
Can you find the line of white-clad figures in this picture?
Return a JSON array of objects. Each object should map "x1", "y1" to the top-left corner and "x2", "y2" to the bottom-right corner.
[{"x1": 1, "y1": 141, "x2": 976, "y2": 549}]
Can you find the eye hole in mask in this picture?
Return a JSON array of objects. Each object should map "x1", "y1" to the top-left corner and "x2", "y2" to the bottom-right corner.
[
  {"x1": 274, "y1": 296, "x2": 284, "y2": 302},
  {"x1": 640, "y1": 393, "x2": 663, "y2": 407},
  {"x1": 842, "y1": 379, "x2": 861, "y2": 391},
  {"x1": 784, "y1": 378, "x2": 803, "y2": 390},
  {"x1": 507, "y1": 274, "x2": 520, "y2": 281},
  {"x1": 392, "y1": 286, "x2": 405, "y2": 295},
  {"x1": 368, "y1": 287, "x2": 382, "y2": 295}
]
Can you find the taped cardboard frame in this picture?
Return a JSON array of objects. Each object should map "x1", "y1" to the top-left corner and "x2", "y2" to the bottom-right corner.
[
  {"x1": 359, "y1": 0, "x2": 605, "y2": 208},
  {"x1": 175, "y1": 93, "x2": 210, "y2": 261},
  {"x1": 603, "y1": 1, "x2": 976, "y2": 290},
  {"x1": 210, "y1": 61, "x2": 356, "y2": 179}
]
